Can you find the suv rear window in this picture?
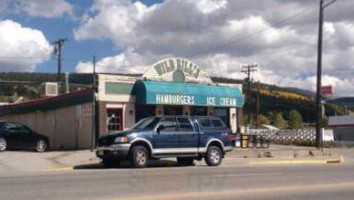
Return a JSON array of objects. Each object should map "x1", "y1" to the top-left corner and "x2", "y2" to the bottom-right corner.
[{"x1": 197, "y1": 117, "x2": 226, "y2": 129}]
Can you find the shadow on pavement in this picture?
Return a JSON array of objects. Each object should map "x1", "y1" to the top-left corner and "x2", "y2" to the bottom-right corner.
[{"x1": 73, "y1": 160, "x2": 196, "y2": 170}]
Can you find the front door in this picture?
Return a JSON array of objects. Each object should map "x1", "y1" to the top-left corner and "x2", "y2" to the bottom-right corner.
[
  {"x1": 107, "y1": 108, "x2": 123, "y2": 133},
  {"x1": 176, "y1": 116, "x2": 198, "y2": 151},
  {"x1": 16, "y1": 124, "x2": 35, "y2": 148},
  {"x1": 153, "y1": 116, "x2": 179, "y2": 150},
  {"x1": 6, "y1": 123, "x2": 33, "y2": 148}
]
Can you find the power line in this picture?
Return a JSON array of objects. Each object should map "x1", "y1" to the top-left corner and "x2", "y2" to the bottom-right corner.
[
  {"x1": 185, "y1": 2, "x2": 318, "y2": 58},
  {"x1": 0, "y1": 56, "x2": 56, "y2": 60}
]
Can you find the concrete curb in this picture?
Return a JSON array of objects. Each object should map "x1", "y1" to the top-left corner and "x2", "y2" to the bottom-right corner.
[{"x1": 248, "y1": 156, "x2": 344, "y2": 166}]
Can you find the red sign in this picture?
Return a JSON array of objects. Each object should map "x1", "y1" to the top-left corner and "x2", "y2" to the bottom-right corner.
[{"x1": 321, "y1": 85, "x2": 333, "y2": 95}]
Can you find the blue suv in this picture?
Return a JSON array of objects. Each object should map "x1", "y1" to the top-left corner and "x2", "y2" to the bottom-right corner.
[{"x1": 96, "y1": 115, "x2": 233, "y2": 168}]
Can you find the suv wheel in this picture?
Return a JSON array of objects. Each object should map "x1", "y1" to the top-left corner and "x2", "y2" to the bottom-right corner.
[
  {"x1": 177, "y1": 158, "x2": 194, "y2": 166},
  {"x1": 36, "y1": 140, "x2": 48, "y2": 152},
  {"x1": 205, "y1": 146, "x2": 223, "y2": 166},
  {"x1": 0, "y1": 138, "x2": 7, "y2": 152},
  {"x1": 102, "y1": 158, "x2": 120, "y2": 168},
  {"x1": 129, "y1": 145, "x2": 149, "y2": 168}
]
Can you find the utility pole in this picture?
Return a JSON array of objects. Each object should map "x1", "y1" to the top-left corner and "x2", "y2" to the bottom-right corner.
[
  {"x1": 316, "y1": 0, "x2": 339, "y2": 149},
  {"x1": 256, "y1": 81, "x2": 261, "y2": 129},
  {"x1": 53, "y1": 38, "x2": 67, "y2": 82},
  {"x1": 241, "y1": 64, "x2": 258, "y2": 129},
  {"x1": 91, "y1": 56, "x2": 96, "y2": 151}
]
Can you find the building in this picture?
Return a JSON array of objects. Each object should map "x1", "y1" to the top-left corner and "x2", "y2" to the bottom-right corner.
[
  {"x1": 328, "y1": 115, "x2": 354, "y2": 141},
  {"x1": 0, "y1": 58, "x2": 244, "y2": 150}
]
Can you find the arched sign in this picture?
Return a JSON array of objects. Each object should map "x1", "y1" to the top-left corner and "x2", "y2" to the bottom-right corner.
[{"x1": 143, "y1": 58, "x2": 213, "y2": 84}]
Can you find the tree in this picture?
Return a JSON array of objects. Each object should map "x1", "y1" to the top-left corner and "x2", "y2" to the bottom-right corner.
[
  {"x1": 243, "y1": 115, "x2": 249, "y2": 127},
  {"x1": 258, "y1": 114, "x2": 270, "y2": 126},
  {"x1": 273, "y1": 112, "x2": 286, "y2": 129},
  {"x1": 288, "y1": 110, "x2": 303, "y2": 129}
]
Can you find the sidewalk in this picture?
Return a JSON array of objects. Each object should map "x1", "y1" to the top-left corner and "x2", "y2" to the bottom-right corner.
[{"x1": 43, "y1": 144, "x2": 347, "y2": 170}]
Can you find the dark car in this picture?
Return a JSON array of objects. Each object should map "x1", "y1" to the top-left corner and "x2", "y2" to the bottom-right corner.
[
  {"x1": 96, "y1": 115, "x2": 233, "y2": 168},
  {"x1": 0, "y1": 122, "x2": 49, "y2": 152}
]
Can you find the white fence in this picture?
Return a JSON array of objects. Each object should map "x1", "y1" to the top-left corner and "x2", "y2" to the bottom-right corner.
[
  {"x1": 249, "y1": 128, "x2": 334, "y2": 143},
  {"x1": 249, "y1": 129, "x2": 316, "y2": 142}
]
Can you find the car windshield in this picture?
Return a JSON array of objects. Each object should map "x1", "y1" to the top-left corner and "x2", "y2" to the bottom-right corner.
[{"x1": 130, "y1": 117, "x2": 160, "y2": 131}]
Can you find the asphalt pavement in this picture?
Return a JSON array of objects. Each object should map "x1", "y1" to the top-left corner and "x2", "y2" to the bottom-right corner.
[
  {"x1": 1, "y1": 163, "x2": 354, "y2": 200},
  {"x1": 0, "y1": 145, "x2": 353, "y2": 200}
]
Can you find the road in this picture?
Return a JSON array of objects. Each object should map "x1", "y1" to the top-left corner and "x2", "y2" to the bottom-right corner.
[{"x1": 1, "y1": 162, "x2": 354, "y2": 200}]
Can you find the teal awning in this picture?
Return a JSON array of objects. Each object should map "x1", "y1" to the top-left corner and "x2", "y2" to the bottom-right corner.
[{"x1": 134, "y1": 81, "x2": 243, "y2": 107}]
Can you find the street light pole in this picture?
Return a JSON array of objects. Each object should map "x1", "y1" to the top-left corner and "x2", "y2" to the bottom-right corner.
[{"x1": 316, "y1": 0, "x2": 339, "y2": 149}]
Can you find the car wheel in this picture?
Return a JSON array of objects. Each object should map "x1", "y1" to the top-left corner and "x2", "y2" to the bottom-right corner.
[
  {"x1": 102, "y1": 158, "x2": 120, "y2": 168},
  {"x1": 0, "y1": 138, "x2": 7, "y2": 152},
  {"x1": 36, "y1": 140, "x2": 48, "y2": 152},
  {"x1": 177, "y1": 158, "x2": 194, "y2": 166},
  {"x1": 129, "y1": 145, "x2": 149, "y2": 168},
  {"x1": 205, "y1": 146, "x2": 223, "y2": 166}
]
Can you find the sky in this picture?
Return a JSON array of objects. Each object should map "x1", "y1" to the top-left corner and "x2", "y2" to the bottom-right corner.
[{"x1": 0, "y1": 0, "x2": 354, "y2": 97}]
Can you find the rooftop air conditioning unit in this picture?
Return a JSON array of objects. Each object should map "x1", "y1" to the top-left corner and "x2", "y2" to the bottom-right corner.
[{"x1": 40, "y1": 82, "x2": 58, "y2": 97}]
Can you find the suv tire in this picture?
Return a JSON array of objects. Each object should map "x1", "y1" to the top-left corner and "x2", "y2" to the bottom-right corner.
[
  {"x1": 0, "y1": 138, "x2": 7, "y2": 152},
  {"x1": 102, "y1": 158, "x2": 120, "y2": 168},
  {"x1": 177, "y1": 158, "x2": 194, "y2": 166},
  {"x1": 129, "y1": 145, "x2": 149, "y2": 168},
  {"x1": 205, "y1": 146, "x2": 223, "y2": 166}
]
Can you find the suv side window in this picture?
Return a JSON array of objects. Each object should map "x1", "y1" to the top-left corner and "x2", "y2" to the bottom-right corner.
[
  {"x1": 159, "y1": 117, "x2": 177, "y2": 132},
  {"x1": 211, "y1": 119, "x2": 224, "y2": 127},
  {"x1": 177, "y1": 117, "x2": 194, "y2": 132},
  {"x1": 198, "y1": 118, "x2": 212, "y2": 128}
]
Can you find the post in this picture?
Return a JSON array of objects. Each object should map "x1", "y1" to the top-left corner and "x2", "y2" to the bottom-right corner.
[
  {"x1": 91, "y1": 56, "x2": 96, "y2": 151},
  {"x1": 316, "y1": 0, "x2": 324, "y2": 149},
  {"x1": 65, "y1": 72, "x2": 69, "y2": 94}
]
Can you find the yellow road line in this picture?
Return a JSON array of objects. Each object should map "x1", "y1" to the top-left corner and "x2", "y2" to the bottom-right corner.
[
  {"x1": 45, "y1": 167, "x2": 73, "y2": 172},
  {"x1": 249, "y1": 157, "x2": 344, "y2": 165}
]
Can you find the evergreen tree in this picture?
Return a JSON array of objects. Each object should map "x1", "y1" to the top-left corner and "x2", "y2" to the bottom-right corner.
[
  {"x1": 273, "y1": 112, "x2": 286, "y2": 129},
  {"x1": 288, "y1": 110, "x2": 303, "y2": 129}
]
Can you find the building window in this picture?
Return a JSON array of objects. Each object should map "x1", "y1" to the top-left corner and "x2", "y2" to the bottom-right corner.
[
  {"x1": 191, "y1": 106, "x2": 207, "y2": 116},
  {"x1": 135, "y1": 105, "x2": 156, "y2": 122},
  {"x1": 107, "y1": 108, "x2": 123, "y2": 132},
  {"x1": 214, "y1": 107, "x2": 230, "y2": 128}
]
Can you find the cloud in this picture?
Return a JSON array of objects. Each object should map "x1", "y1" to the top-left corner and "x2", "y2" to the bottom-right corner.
[
  {"x1": 74, "y1": 0, "x2": 354, "y2": 97},
  {"x1": 6, "y1": 0, "x2": 74, "y2": 18},
  {"x1": 0, "y1": 20, "x2": 52, "y2": 72}
]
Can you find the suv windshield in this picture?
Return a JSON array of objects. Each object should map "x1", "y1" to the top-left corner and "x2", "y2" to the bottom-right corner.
[{"x1": 130, "y1": 117, "x2": 160, "y2": 131}]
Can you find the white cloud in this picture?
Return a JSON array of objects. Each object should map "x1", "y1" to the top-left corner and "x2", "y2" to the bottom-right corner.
[
  {"x1": 0, "y1": 20, "x2": 53, "y2": 72},
  {"x1": 9, "y1": 0, "x2": 74, "y2": 18},
  {"x1": 74, "y1": 0, "x2": 354, "y2": 97}
]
